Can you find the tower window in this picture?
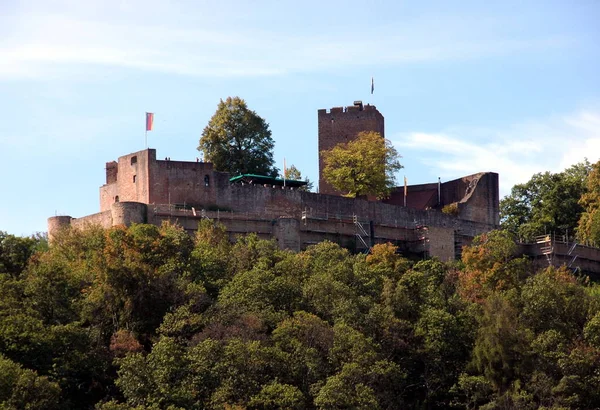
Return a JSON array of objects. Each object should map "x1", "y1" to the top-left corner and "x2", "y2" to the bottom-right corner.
[
  {"x1": 115, "y1": 196, "x2": 119, "y2": 203},
  {"x1": 133, "y1": 175, "x2": 137, "y2": 183},
  {"x1": 204, "y1": 175, "x2": 210, "y2": 187},
  {"x1": 131, "y1": 156, "x2": 137, "y2": 165}
]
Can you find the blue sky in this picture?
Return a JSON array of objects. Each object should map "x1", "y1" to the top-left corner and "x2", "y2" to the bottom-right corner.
[{"x1": 1, "y1": 0, "x2": 599, "y2": 236}]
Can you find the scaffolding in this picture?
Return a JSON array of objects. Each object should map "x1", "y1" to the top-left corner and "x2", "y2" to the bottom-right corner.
[
  {"x1": 536, "y1": 234, "x2": 554, "y2": 266},
  {"x1": 353, "y1": 215, "x2": 371, "y2": 254},
  {"x1": 415, "y1": 221, "x2": 429, "y2": 259}
]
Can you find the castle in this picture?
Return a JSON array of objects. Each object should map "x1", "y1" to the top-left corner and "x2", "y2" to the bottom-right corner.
[{"x1": 49, "y1": 102, "x2": 502, "y2": 261}]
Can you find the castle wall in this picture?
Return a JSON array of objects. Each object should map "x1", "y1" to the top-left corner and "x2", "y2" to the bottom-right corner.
[
  {"x1": 298, "y1": 189, "x2": 493, "y2": 238},
  {"x1": 384, "y1": 173, "x2": 500, "y2": 227},
  {"x1": 385, "y1": 183, "x2": 439, "y2": 209},
  {"x1": 111, "y1": 202, "x2": 147, "y2": 226},
  {"x1": 318, "y1": 104, "x2": 385, "y2": 195},
  {"x1": 275, "y1": 217, "x2": 302, "y2": 252},
  {"x1": 455, "y1": 173, "x2": 500, "y2": 226},
  {"x1": 100, "y1": 149, "x2": 152, "y2": 212},
  {"x1": 427, "y1": 226, "x2": 455, "y2": 261},
  {"x1": 148, "y1": 159, "x2": 221, "y2": 207},
  {"x1": 214, "y1": 184, "x2": 495, "y2": 253},
  {"x1": 70, "y1": 211, "x2": 113, "y2": 229},
  {"x1": 100, "y1": 149, "x2": 229, "y2": 213},
  {"x1": 100, "y1": 183, "x2": 118, "y2": 213},
  {"x1": 47, "y1": 216, "x2": 73, "y2": 243}
]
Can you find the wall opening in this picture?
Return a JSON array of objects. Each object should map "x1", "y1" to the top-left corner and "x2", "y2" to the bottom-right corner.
[
  {"x1": 204, "y1": 175, "x2": 210, "y2": 187},
  {"x1": 131, "y1": 156, "x2": 137, "y2": 165},
  {"x1": 115, "y1": 196, "x2": 120, "y2": 203},
  {"x1": 133, "y1": 175, "x2": 137, "y2": 183}
]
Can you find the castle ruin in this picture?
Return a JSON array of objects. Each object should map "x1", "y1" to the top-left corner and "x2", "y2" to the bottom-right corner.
[{"x1": 49, "y1": 102, "x2": 503, "y2": 261}]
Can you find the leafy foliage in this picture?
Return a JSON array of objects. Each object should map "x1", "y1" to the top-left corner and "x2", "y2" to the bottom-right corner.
[
  {"x1": 198, "y1": 96, "x2": 277, "y2": 177},
  {"x1": 283, "y1": 164, "x2": 314, "y2": 192},
  {"x1": 577, "y1": 160, "x2": 600, "y2": 246},
  {"x1": 1, "y1": 224, "x2": 600, "y2": 409},
  {"x1": 321, "y1": 131, "x2": 403, "y2": 199},
  {"x1": 500, "y1": 161, "x2": 591, "y2": 241}
]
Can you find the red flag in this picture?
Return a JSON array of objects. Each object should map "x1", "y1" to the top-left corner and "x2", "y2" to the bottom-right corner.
[{"x1": 146, "y1": 112, "x2": 154, "y2": 131}]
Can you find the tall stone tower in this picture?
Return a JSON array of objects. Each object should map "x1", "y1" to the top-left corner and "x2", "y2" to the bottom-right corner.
[{"x1": 317, "y1": 101, "x2": 385, "y2": 195}]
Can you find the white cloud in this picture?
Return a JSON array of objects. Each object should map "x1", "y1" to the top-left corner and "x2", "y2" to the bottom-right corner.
[
  {"x1": 393, "y1": 109, "x2": 600, "y2": 197},
  {"x1": 0, "y1": 3, "x2": 572, "y2": 80}
]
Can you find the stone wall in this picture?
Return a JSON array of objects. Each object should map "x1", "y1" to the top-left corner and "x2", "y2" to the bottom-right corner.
[
  {"x1": 70, "y1": 211, "x2": 112, "y2": 229},
  {"x1": 100, "y1": 149, "x2": 152, "y2": 211},
  {"x1": 456, "y1": 172, "x2": 500, "y2": 226},
  {"x1": 427, "y1": 226, "x2": 456, "y2": 262},
  {"x1": 148, "y1": 158, "x2": 220, "y2": 207},
  {"x1": 100, "y1": 149, "x2": 231, "y2": 213}
]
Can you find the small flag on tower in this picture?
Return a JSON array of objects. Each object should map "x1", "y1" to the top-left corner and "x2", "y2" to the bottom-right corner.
[
  {"x1": 371, "y1": 77, "x2": 374, "y2": 95},
  {"x1": 146, "y1": 112, "x2": 154, "y2": 131}
]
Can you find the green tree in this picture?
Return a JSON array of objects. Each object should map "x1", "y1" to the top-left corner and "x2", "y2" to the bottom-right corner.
[
  {"x1": 321, "y1": 131, "x2": 402, "y2": 199},
  {"x1": 248, "y1": 381, "x2": 305, "y2": 409},
  {"x1": 0, "y1": 353, "x2": 61, "y2": 410},
  {"x1": 459, "y1": 230, "x2": 530, "y2": 302},
  {"x1": 577, "y1": 160, "x2": 600, "y2": 246},
  {"x1": 198, "y1": 96, "x2": 277, "y2": 177},
  {"x1": 471, "y1": 294, "x2": 533, "y2": 392},
  {"x1": 500, "y1": 161, "x2": 590, "y2": 242},
  {"x1": 0, "y1": 231, "x2": 43, "y2": 277},
  {"x1": 283, "y1": 164, "x2": 314, "y2": 192}
]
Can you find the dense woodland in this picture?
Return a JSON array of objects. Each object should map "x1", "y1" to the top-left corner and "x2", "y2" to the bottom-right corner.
[
  {"x1": 1, "y1": 160, "x2": 600, "y2": 409},
  {"x1": 1, "y1": 221, "x2": 600, "y2": 410}
]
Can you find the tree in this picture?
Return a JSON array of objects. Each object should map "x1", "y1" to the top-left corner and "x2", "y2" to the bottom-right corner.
[
  {"x1": 0, "y1": 231, "x2": 44, "y2": 277},
  {"x1": 0, "y1": 353, "x2": 61, "y2": 410},
  {"x1": 500, "y1": 161, "x2": 591, "y2": 242},
  {"x1": 321, "y1": 131, "x2": 402, "y2": 199},
  {"x1": 198, "y1": 97, "x2": 277, "y2": 177},
  {"x1": 577, "y1": 160, "x2": 600, "y2": 246},
  {"x1": 459, "y1": 230, "x2": 530, "y2": 302},
  {"x1": 283, "y1": 164, "x2": 314, "y2": 192}
]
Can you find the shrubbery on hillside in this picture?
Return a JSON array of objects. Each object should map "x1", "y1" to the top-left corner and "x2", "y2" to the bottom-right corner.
[{"x1": 1, "y1": 224, "x2": 600, "y2": 409}]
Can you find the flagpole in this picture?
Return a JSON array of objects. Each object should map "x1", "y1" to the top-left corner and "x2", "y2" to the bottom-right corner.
[
  {"x1": 404, "y1": 176, "x2": 407, "y2": 207},
  {"x1": 283, "y1": 157, "x2": 286, "y2": 188},
  {"x1": 145, "y1": 129, "x2": 148, "y2": 149}
]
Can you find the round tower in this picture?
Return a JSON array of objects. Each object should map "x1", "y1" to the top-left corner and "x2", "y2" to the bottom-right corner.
[
  {"x1": 47, "y1": 215, "x2": 72, "y2": 244},
  {"x1": 111, "y1": 201, "x2": 147, "y2": 226}
]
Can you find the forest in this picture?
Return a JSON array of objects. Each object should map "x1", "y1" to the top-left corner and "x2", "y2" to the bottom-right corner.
[
  {"x1": 1, "y1": 160, "x2": 600, "y2": 409},
  {"x1": 1, "y1": 220, "x2": 600, "y2": 410}
]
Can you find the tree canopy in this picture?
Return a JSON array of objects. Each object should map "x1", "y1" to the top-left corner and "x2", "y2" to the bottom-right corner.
[
  {"x1": 283, "y1": 164, "x2": 313, "y2": 192},
  {"x1": 198, "y1": 97, "x2": 278, "y2": 177},
  {"x1": 577, "y1": 160, "x2": 600, "y2": 246},
  {"x1": 321, "y1": 131, "x2": 402, "y2": 199},
  {"x1": 500, "y1": 160, "x2": 591, "y2": 242},
  {"x1": 2, "y1": 222, "x2": 600, "y2": 409}
]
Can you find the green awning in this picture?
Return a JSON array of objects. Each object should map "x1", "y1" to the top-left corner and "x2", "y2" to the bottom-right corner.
[{"x1": 229, "y1": 174, "x2": 307, "y2": 188}]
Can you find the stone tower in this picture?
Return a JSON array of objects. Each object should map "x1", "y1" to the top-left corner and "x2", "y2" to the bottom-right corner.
[{"x1": 317, "y1": 101, "x2": 385, "y2": 195}]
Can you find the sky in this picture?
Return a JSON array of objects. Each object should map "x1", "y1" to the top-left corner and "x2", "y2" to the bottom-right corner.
[{"x1": 1, "y1": 0, "x2": 599, "y2": 236}]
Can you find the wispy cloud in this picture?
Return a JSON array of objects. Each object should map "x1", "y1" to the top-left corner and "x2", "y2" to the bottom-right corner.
[
  {"x1": 0, "y1": 2, "x2": 572, "y2": 80},
  {"x1": 393, "y1": 109, "x2": 600, "y2": 197}
]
